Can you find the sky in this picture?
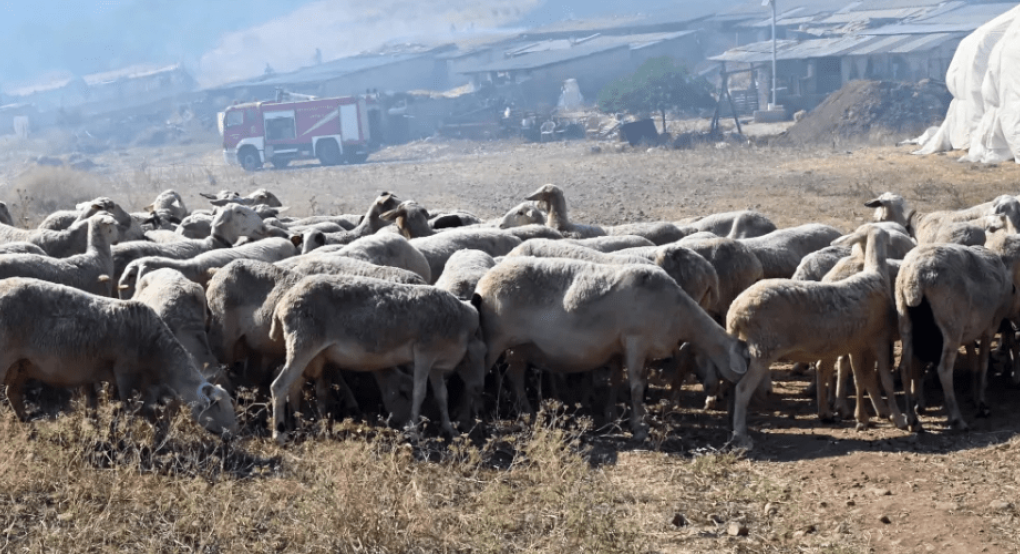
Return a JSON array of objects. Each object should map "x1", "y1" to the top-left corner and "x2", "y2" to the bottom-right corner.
[{"x1": 0, "y1": 0, "x2": 745, "y2": 90}]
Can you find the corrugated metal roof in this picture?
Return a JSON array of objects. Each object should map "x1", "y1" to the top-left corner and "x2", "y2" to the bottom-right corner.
[
  {"x1": 460, "y1": 43, "x2": 629, "y2": 73},
  {"x1": 912, "y1": 3, "x2": 1017, "y2": 27},
  {"x1": 84, "y1": 64, "x2": 185, "y2": 86},
  {"x1": 818, "y1": 7, "x2": 932, "y2": 24},
  {"x1": 709, "y1": 31, "x2": 961, "y2": 63},
  {"x1": 219, "y1": 54, "x2": 427, "y2": 89}
]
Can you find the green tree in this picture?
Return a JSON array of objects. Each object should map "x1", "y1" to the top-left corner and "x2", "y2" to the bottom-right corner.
[{"x1": 598, "y1": 56, "x2": 715, "y2": 131}]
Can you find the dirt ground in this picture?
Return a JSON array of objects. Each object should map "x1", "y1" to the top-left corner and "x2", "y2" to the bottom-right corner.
[{"x1": 2, "y1": 134, "x2": 1020, "y2": 553}]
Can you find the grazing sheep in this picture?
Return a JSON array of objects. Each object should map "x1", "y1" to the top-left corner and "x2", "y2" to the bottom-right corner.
[
  {"x1": 0, "y1": 277, "x2": 237, "y2": 436},
  {"x1": 433, "y1": 249, "x2": 496, "y2": 300},
  {"x1": 430, "y1": 210, "x2": 483, "y2": 229},
  {"x1": 678, "y1": 210, "x2": 777, "y2": 239},
  {"x1": 565, "y1": 235, "x2": 655, "y2": 252},
  {"x1": 506, "y1": 238, "x2": 654, "y2": 266},
  {"x1": 497, "y1": 202, "x2": 546, "y2": 229},
  {"x1": 606, "y1": 222, "x2": 689, "y2": 245},
  {"x1": 316, "y1": 233, "x2": 433, "y2": 282},
  {"x1": 0, "y1": 214, "x2": 118, "y2": 296},
  {"x1": 895, "y1": 243, "x2": 1016, "y2": 431},
  {"x1": 791, "y1": 245, "x2": 853, "y2": 281},
  {"x1": 143, "y1": 189, "x2": 189, "y2": 223},
  {"x1": 269, "y1": 274, "x2": 486, "y2": 442},
  {"x1": 503, "y1": 224, "x2": 564, "y2": 241},
  {"x1": 791, "y1": 222, "x2": 913, "y2": 281},
  {"x1": 473, "y1": 257, "x2": 748, "y2": 440},
  {"x1": 409, "y1": 229, "x2": 521, "y2": 284},
  {"x1": 37, "y1": 197, "x2": 135, "y2": 240},
  {"x1": 119, "y1": 237, "x2": 301, "y2": 298},
  {"x1": 726, "y1": 226, "x2": 904, "y2": 450},
  {"x1": 133, "y1": 268, "x2": 224, "y2": 385},
  {"x1": 285, "y1": 214, "x2": 359, "y2": 231},
  {"x1": 738, "y1": 224, "x2": 844, "y2": 279}
]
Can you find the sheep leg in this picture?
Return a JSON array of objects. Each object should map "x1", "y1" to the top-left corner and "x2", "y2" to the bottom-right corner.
[
  {"x1": 873, "y1": 344, "x2": 906, "y2": 429},
  {"x1": 728, "y1": 356, "x2": 770, "y2": 450},
  {"x1": 623, "y1": 342, "x2": 649, "y2": 442},
  {"x1": 428, "y1": 370, "x2": 456, "y2": 437},
  {"x1": 834, "y1": 355, "x2": 853, "y2": 420},
  {"x1": 934, "y1": 337, "x2": 968, "y2": 432},
  {"x1": 505, "y1": 353, "x2": 534, "y2": 416},
  {"x1": 454, "y1": 341, "x2": 486, "y2": 427},
  {"x1": 815, "y1": 357, "x2": 836, "y2": 423},
  {"x1": 3, "y1": 361, "x2": 30, "y2": 421},
  {"x1": 898, "y1": 311, "x2": 923, "y2": 432},
  {"x1": 270, "y1": 340, "x2": 328, "y2": 444},
  {"x1": 973, "y1": 335, "x2": 992, "y2": 418},
  {"x1": 408, "y1": 349, "x2": 439, "y2": 438}
]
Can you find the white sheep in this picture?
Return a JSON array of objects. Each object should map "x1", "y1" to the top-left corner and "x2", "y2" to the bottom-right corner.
[
  {"x1": 726, "y1": 226, "x2": 904, "y2": 450},
  {"x1": 738, "y1": 223, "x2": 844, "y2": 279}
]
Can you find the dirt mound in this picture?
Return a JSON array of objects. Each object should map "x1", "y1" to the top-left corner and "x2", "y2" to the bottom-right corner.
[{"x1": 782, "y1": 79, "x2": 951, "y2": 144}]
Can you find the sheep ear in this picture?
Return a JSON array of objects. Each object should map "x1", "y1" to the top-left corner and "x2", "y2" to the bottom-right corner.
[
  {"x1": 290, "y1": 235, "x2": 303, "y2": 247},
  {"x1": 199, "y1": 192, "x2": 216, "y2": 200},
  {"x1": 315, "y1": 232, "x2": 325, "y2": 246},
  {"x1": 144, "y1": 203, "x2": 155, "y2": 213},
  {"x1": 98, "y1": 275, "x2": 110, "y2": 283},
  {"x1": 379, "y1": 208, "x2": 402, "y2": 221},
  {"x1": 118, "y1": 284, "x2": 130, "y2": 290},
  {"x1": 863, "y1": 198, "x2": 883, "y2": 208}
]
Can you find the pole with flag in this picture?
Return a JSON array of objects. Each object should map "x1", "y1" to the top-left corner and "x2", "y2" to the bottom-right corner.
[{"x1": 762, "y1": 0, "x2": 777, "y2": 109}]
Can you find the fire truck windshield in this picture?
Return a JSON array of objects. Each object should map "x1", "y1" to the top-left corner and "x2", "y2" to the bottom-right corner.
[{"x1": 224, "y1": 110, "x2": 244, "y2": 127}]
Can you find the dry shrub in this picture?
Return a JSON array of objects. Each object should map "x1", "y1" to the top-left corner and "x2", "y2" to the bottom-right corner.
[{"x1": 7, "y1": 166, "x2": 107, "y2": 226}]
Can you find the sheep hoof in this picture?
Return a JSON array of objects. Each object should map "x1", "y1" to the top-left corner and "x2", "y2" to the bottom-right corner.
[
  {"x1": 631, "y1": 426, "x2": 649, "y2": 442},
  {"x1": 273, "y1": 430, "x2": 289, "y2": 446},
  {"x1": 703, "y1": 396, "x2": 719, "y2": 411},
  {"x1": 724, "y1": 434, "x2": 753, "y2": 452},
  {"x1": 976, "y1": 404, "x2": 991, "y2": 419},
  {"x1": 819, "y1": 415, "x2": 836, "y2": 424},
  {"x1": 891, "y1": 414, "x2": 908, "y2": 430},
  {"x1": 914, "y1": 404, "x2": 926, "y2": 415},
  {"x1": 949, "y1": 419, "x2": 970, "y2": 432},
  {"x1": 854, "y1": 422, "x2": 870, "y2": 432}
]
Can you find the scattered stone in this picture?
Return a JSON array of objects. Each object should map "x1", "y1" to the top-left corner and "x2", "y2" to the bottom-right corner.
[
  {"x1": 879, "y1": 515, "x2": 892, "y2": 524},
  {"x1": 990, "y1": 500, "x2": 1012, "y2": 512},
  {"x1": 935, "y1": 502, "x2": 960, "y2": 512},
  {"x1": 671, "y1": 513, "x2": 689, "y2": 527},
  {"x1": 727, "y1": 522, "x2": 749, "y2": 537},
  {"x1": 846, "y1": 500, "x2": 856, "y2": 507},
  {"x1": 870, "y1": 488, "x2": 892, "y2": 497},
  {"x1": 764, "y1": 502, "x2": 778, "y2": 516}
]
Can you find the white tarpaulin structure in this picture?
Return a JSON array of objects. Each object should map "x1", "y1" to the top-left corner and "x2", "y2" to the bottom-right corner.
[{"x1": 914, "y1": 5, "x2": 1020, "y2": 163}]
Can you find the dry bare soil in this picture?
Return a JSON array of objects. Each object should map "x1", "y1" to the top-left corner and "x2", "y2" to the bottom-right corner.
[{"x1": 2, "y1": 135, "x2": 1020, "y2": 553}]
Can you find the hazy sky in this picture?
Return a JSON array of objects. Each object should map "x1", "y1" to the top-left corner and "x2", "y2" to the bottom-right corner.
[{"x1": 0, "y1": 0, "x2": 738, "y2": 89}]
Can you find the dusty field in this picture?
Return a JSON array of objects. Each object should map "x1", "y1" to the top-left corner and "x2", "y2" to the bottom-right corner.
[{"x1": 1, "y1": 135, "x2": 1020, "y2": 553}]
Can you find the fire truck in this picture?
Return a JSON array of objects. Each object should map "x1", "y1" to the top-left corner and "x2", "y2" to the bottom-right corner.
[{"x1": 220, "y1": 92, "x2": 380, "y2": 171}]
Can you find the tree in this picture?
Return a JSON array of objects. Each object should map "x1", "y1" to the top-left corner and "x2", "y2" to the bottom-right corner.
[{"x1": 598, "y1": 57, "x2": 715, "y2": 131}]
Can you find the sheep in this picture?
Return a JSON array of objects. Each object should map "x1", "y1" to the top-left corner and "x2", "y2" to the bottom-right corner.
[
  {"x1": 143, "y1": 189, "x2": 189, "y2": 223},
  {"x1": 524, "y1": 184, "x2": 606, "y2": 238},
  {"x1": 410, "y1": 230, "x2": 521, "y2": 284},
  {"x1": 791, "y1": 245, "x2": 853, "y2": 281},
  {"x1": 0, "y1": 277, "x2": 237, "y2": 437},
  {"x1": 677, "y1": 210, "x2": 777, "y2": 239},
  {"x1": 525, "y1": 184, "x2": 688, "y2": 244},
  {"x1": 866, "y1": 192, "x2": 1020, "y2": 244},
  {"x1": 119, "y1": 237, "x2": 301, "y2": 298},
  {"x1": 0, "y1": 202, "x2": 13, "y2": 226},
  {"x1": 0, "y1": 242, "x2": 46, "y2": 256},
  {"x1": 309, "y1": 192, "x2": 401, "y2": 249},
  {"x1": 284, "y1": 214, "x2": 359, "y2": 230},
  {"x1": 206, "y1": 259, "x2": 424, "y2": 401},
  {"x1": 0, "y1": 216, "x2": 94, "y2": 258},
  {"x1": 430, "y1": 210, "x2": 484, "y2": 229},
  {"x1": 674, "y1": 236, "x2": 765, "y2": 323},
  {"x1": 268, "y1": 274, "x2": 486, "y2": 442},
  {"x1": 37, "y1": 196, "x2": 135, "y2": 239},
  {"x1": 0, "y1": 214, "x2": 118, "y2": 296},
  {"x1": 433, "y1": 249, "x2": 496, "y2": 300},
  {"x1": 506, "y1": 239, "x2": 655, "y2": 267},
  {"x1": 472, "y1": 257, "x2": 748, "y2": 440},
  {"x1": 738, "y1": 223, "x2": 844, "y2": 279},
  {"x1": 145, "y1": 230, "x2": 189, "y2": 243},
  {"x1": 133, "y1": 268, "x2": 225, "y2": 386},
  {"x1": 565, "y1": 235, "x2": 655, "y2": 252},
  {"x1": 200, "y1": 188, "x2": 283, "y2": 207},
  {"x1": 502, "y1": 224, "x2": 564, "y2": 241},
  {"x1": 497, "y1": 202, "x2": 546, "y2": 229},
  {"x1": 895, "y1": 243, "x2": 1017, "y2": 432},
  {"x1": 726, "y1": 226, "x2": 904, "y2": 450},
  {"x1": 176, "y1": 213, "x2": 214, "y2": 239},
  {"x1": 312, "y1": 233, "x2": 433, "y2": 282}
]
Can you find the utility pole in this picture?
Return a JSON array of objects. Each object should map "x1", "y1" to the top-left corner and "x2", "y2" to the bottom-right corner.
[{"x1": 763, "y1": 0, "x2": 777, "y2": 109}]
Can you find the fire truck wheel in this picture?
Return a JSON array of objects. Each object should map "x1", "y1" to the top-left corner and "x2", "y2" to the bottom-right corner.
[
  {"x1": 345, "y1": 152, "x2": 369, "y2": 164},
  {"x1": 317, "y1": 140, "x2": 341, "y2": 166},
  {"x1": 271, "y1": 156, "x2": 290, "y2": 168},
  {"x1": 238, "y1": 147, "x2": 261, "y2": 172}
]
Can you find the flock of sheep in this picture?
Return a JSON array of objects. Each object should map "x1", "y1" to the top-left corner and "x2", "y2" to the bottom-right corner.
[{"x1": 1, "y1": 182, "x2": 1018, "y2": 450}]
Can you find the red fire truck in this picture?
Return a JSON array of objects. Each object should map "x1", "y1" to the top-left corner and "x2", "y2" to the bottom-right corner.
[{"x1": 220, "y1": 94, "x2": 380, "y2": 171}]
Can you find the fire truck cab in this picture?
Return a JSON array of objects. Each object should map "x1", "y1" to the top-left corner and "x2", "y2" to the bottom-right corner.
[{"x1": 220, "y1": 94, "x2": 378, "y2": 171}]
